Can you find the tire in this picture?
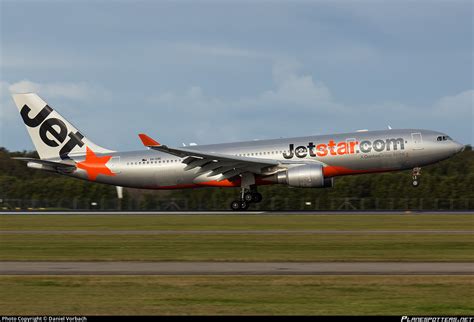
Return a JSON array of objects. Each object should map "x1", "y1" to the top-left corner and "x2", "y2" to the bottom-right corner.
[
  {"x1": 252, "y1": 192, "x2": 263, "y2": 203},
  {"x1": 412, "y1": 180, "x2": 419, "y2": 187},
  {"x1": 240, "y1": 201, "x2": 250, "y2": 210},
  {"x1": 230, "y1": 200, "x2": 241, "y2": 210},
  {"x1": 244, "y1": 193, "x2": 253, "y2": 203}
]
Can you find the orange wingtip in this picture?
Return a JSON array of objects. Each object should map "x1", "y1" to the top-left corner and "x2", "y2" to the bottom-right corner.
[{"x1": 138, "y1": 133, "x2": 161, "y2": 147}]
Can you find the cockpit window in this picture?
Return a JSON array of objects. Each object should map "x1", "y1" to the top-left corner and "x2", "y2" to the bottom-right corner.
[{"x1": 437, "y1": 135, "x2": 452, "y2": 141}]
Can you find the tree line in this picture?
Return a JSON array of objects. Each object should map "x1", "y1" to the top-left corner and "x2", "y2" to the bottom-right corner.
[{"x1": 0, "y1": 146, "x2": 472, "y2": 210}]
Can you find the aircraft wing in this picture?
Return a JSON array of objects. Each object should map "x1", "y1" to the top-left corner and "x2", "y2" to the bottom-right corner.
[{"x1": 138, "y1": 134, "x2": 284, "y2": 181}]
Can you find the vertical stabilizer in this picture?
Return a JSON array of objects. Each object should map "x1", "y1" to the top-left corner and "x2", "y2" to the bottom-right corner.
[{"x1": 12, "y1": 93, "x2": 114, "y2": 160}]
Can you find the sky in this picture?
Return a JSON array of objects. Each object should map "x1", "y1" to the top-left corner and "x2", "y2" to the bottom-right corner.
[{"x1": 0, "y1": 0, "x2": 472, "y2": 152}]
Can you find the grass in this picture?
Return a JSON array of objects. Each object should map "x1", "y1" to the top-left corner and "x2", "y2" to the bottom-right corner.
[
  {"x1": 1, "y1": 214, "x2": 473, "y2": 231},
  {"x1": 0, "y1": 275, "x2": 472, "y2": 315},
  {"x1": 0, "y1": 214, "x2": 472, "y2": 261},
  {"x1": 1, "y1": 233, "x2": 472, "y2": 261},
  {"x1": 1, "y1": 214, "x2": 472, "y2": 315}
]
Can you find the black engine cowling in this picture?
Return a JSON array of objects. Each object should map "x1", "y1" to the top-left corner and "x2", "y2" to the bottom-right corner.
[{"x1": 275, "y1": 164, "x2": 333, "y2": 188}]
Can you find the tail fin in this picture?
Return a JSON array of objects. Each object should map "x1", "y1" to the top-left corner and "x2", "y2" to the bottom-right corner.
[{"x1": 12, "y1": 93, "x2": 114, "y2": 160}]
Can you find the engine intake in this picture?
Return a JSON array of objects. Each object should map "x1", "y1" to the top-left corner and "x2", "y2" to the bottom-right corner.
[{"x1": 276, "y1": 164, "x2": 333, "y2": 188}]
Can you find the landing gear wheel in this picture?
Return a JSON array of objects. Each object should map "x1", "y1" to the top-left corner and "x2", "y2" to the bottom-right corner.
[
  {"x1": 252, "y1": 192, "x2": 263, "y2": 203},
  {"x1": 244, "y1": 192, "x2": 254, "y2": 203},
  {"x1": 230, "y1": 200, "x2": 250, "y2": 210},
  {"x1": 230, "y1": 200, "x2": 242, "y2": 211},
  {"x1": 412, "y1": 167, "x2": 421, "y2": 188}
]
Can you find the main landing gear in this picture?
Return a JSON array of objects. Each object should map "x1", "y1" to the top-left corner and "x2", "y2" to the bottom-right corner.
[
  {"x1": 230, "y1": 173, "x2": 263, "y2": 211},
  {"x1": 230, "y1": 189, "x2": 263, "y2": 211},
  {"x1": 412, "y1": 167, "x2": 421, "y2": 187}
]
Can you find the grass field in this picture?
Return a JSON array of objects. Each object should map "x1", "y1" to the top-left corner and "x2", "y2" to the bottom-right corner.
[
  {"x1": 1, "y1": 214, "x2": 472, "y2": 315},
  {"x1": 1, "y1": 275, "x2": 472, "y2": 315},
  {"x1": 1, "y1": 233, "x2": 472, "y2": 261},
  {"x1": 1, "y1": 214, "x2": 472, "y2": 231},
  {"x1": 0, "y1": 214, "x2": 472, "y2": 261}
]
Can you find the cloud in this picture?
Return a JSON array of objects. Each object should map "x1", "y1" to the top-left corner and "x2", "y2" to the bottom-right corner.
[
  {"x1": 0, "y1": 79, "x2": 112, "y2": 127},
  {"x1": 145, "y1": 61, "x2": 473, "y2": 144},
  {"x1": 145, "y1": 61, "x2": 346, "y2": 141},
  {"x1": 0, "y1": 81, "x2": 17, "y2": 122},
  {"x1": 149, "y1": 60, "x2": 342, "y2": 114},
  {"x1": 240, "y1": 65, "x2": 338, "y2": 113},
  {"x1": 0, "y1": 79, "x2": 115, "y2": 149},
  {"x1": 433, "y1": 90, "x2": 474, "y2": 119},
  {"x1": 1, "y1": 64, "x2": 472, "y2": 150},
  {"x1": 7, "y1": 80, "x2": 111, "y2": 101}
]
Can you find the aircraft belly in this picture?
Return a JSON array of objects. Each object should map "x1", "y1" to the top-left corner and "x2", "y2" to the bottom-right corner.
[
  {"x1": 321, "y1": 150, "x2": 410, "y2": 172},
  {"x1": 154, "y1": 165, "x2": 178, "y2": 187}
]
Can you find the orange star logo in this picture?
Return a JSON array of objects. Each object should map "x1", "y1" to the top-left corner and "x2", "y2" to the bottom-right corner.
[{"x1": 76, "y1": 147, "x2": 115, "y2": 181}]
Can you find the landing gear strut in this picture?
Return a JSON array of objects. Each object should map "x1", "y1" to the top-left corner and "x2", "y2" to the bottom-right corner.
[
  {"x1": 412, "y1": 167, "x2": 421, "y2": 187},
  {"x1": 230, "y1": 186, "x2": 263, "y2": 211}
]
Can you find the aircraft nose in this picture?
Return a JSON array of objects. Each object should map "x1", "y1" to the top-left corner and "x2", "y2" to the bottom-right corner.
[{"x1": 454, "y1": 142, "x2": 464, "y2": 154}]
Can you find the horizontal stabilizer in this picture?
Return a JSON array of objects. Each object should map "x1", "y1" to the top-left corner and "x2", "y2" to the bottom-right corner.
[{"x1": 13, "y1": 157, "x2": 76, "y2": 172}]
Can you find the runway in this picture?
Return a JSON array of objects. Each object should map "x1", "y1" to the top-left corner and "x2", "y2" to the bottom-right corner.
[
  {"x1": 0, "y1": 262, "x2": 472, "y2": 275},
  {"x1": 1, "y1": 210, "x2": 472, "y2": 215},
  {"x1": 0, "y1": 230, "x2": 471, "y2": 235}
]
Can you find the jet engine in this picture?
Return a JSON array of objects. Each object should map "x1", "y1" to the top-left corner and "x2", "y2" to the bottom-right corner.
[{"x1": 274, "y1": 164, "x2": 333, "y2": 188}]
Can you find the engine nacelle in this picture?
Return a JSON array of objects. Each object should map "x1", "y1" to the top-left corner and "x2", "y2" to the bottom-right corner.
[{"x1": 276, "y1": 164, "x2": 333, "y2": 188}]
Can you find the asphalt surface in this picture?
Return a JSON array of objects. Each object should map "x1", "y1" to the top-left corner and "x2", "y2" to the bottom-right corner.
[
  {"x1": 0, "y1": 262, "x2": 472, "y2": 275},
  {"x1": 0, "y1": 230, "x2": 471, "y2": 235},
  {"x1": 1, "y1": 211, "x2": 473, "y2": 215}
]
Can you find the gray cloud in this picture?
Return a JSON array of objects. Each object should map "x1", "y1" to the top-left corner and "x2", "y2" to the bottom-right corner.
[{"x1": 1, "y1": 1, "x2": 472, "y2": 150}]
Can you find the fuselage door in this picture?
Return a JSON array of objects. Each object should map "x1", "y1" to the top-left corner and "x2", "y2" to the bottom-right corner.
[
  {"x1": 346, "y1": 138, "x2": 357, "y2": 155},
  {"x1": 411, "y1": 133, "x2": 424, "y2": 150},
  {"x1": 108, "y1": 156, "x2": 122, "y2": 174}
]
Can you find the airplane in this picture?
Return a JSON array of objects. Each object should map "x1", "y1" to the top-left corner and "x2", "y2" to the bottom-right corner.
[{"x1": 11, "y1": 93, "x2": 465, "y2": 210}]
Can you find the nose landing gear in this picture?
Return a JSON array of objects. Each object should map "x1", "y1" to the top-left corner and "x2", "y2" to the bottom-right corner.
[{"x1": 412, "y1": 167, "x2": 421, "y2": 187}]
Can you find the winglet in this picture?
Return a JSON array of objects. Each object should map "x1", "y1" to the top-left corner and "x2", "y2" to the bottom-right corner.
[{"x1": 138, "y1": 133, "x2": 161, "y2": 147}]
